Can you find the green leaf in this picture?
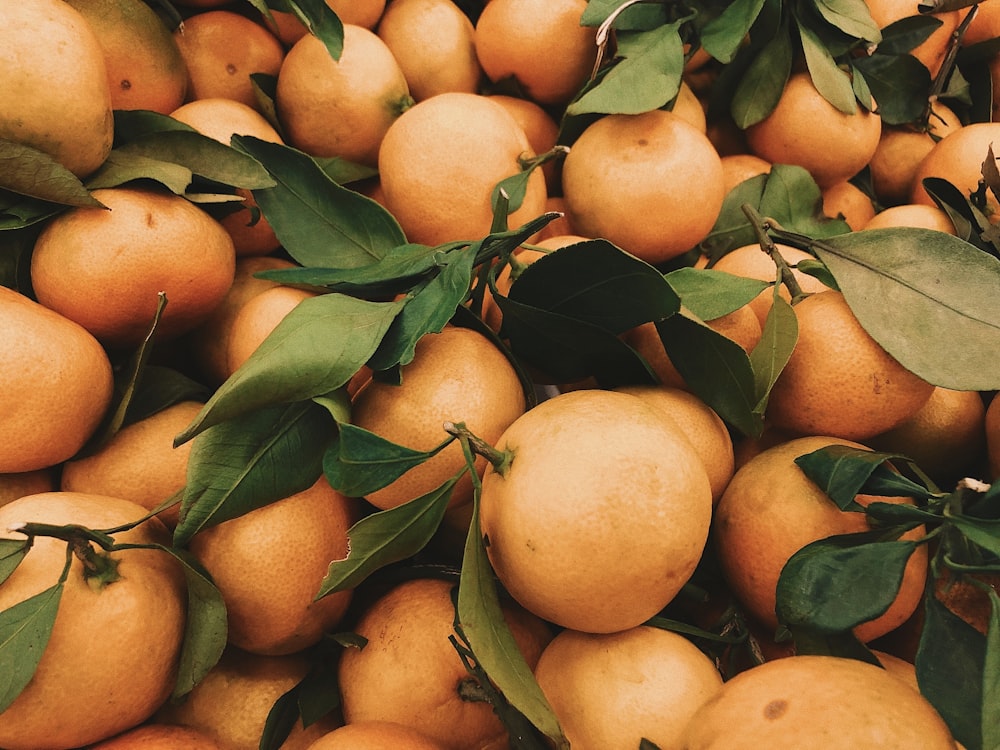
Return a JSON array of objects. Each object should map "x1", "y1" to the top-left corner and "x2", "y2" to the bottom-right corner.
[
  {"x1": 776, "y1": 532, "x2": 918, "y2": 633},
  {"x1": 457, "y1": 493, "x2": 568, "y2": 749},
  {"x1": 0, "y1": 583, "x2": 63, "y2": 713},
  {"x1": 284, "y1": 0, "x2": 345, "y2": 60},
  {"x1": 749, "y1": 293, "x2": 797, "y2": 412},
  {"x1": 296, "y1": 660, "x2": 341, "y2": 726},
  {"x1": 946, "y1": 515, "x2": 1000, "y2": 559},
  {"x1": 84, "y1": 149, "x2": 198, "y2": 195},
  {"x1": 174, "y1": 400, "x2": 333, "y2": 545},
  {"x1": 916, "y1": 592, "x2": 985, "y2": 750},
  {"x1": 812, "y1": 0, "x2": 881, "y2": 41},
  {"x1": 112, "y1": 108, "x2": 195, "y2": 141},
  {"x1": 565, "y1": 22, "x2": 684, "y2": 116},
  {"x1": 163, "y1": 548, "x2": 228, "y2": 699},
  {"x1": 657, "y1": 311, "x2": 762, "y2": 437},
  {"x1": 664, "y1": 267, "x2": 770, "y2": 321},
  {"x1": 316, "y1": 474, "x2": 459, "y2": 597},
  {"x1": 852, "y1": 53, "x2": 933, "y2": 125},
  {"x1": 700, "y1": 0, "x2": 768, "y2": 64},
  {"x1": 787, "y1": 627, "x2": 881, "y2": 662},
  {"x1": 984, "y1": 591, "x2": 1000, "y2": 750},
  {"x1": 0, "y1": 191, "x2": 64, "y2": 231},
  {"x1": 175, "y1": 294, "x2": 404, "y2": 444},
  {"x1": 259, "y1": 686, "x2": 300, "y2": 750},
  {"x1": 876, "y1": 15, "x2": 943, "y2": 56},
  {"x1": 323, "y1": 422, "x2": 452, "y2": 498},
  {"x1": 796, "y1": 19, "x2": 859, "y2": 114},
  {"x1": 731, "y1": 26, "x2": 793, "y2": 128},
  {"x1": 579, "y1": 0, "x2": 668, "y2": 29},
  {"x1": 232, "y1": 135, "x2": 404, "y2": 268},
  {"x1": 863, "y1": 501, "x2": 942, "y2": 525},
  {"x1": 0, "y1": 539, "x2": 29, "y2": 586},
  {"x1": 0, "y1": 139, "x2": 105, "y2": 207},
  {"x1": 811, "y1": 228, "x2": 1000, "y2": 391}
]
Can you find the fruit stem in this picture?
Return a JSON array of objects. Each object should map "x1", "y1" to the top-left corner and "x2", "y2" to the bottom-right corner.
[
  {"x1": 925, "y1": 4, "x2": 977, "y2": 122},
  {"x1": 740, "y1": 203, "x2": 806, "y2": 301},
  {"x1": 442, "y1": 421, "x2": 514, "y2": 477},
  {"x1": 7, "y1": 521, "x2": 122, "y2": 588},
  {"x1": 517, "y1": 145, "x2": 570, "y2": 173}
]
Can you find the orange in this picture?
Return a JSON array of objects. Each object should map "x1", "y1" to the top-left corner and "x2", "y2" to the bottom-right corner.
[
  {"x1": 156, "y1": 646, "x2": 341, "y2": 749},
  {"x1": 276, "y1": 24, "x2": 412, "y2": 165},
  {"x1": 869, "y1": 100, "x2": 962, "y2": 206},
  {"x1": 174, "y1": 10, "x2": 285, "y2": 110},
  {"x1": 474, "y1": 0, "x2": 597, "y2": 105},
  {"x1": 0, "y1": 0, "x2": 113, "y2": 178},
  {"x1": 708, "y1": 242, "x2": 832, "y2": 327},
  {"x1": 0, "y1": 286, "x2": 114, "y2": 473},
  {"x1": 822, "y1": 180, "x2": 876, "y2": 231},
  {"x1": 60, "y1": 400, "x2": 206, "y2": 528},
  {"x1": 487, "y1": 94, "x2": 561, "y2": 193},
  {"x1": 561, "y1": 109, "x2": 726, "y2": 265},
  {"x1": 169, "y1": 97, "x2": 284, "y2": 256},
  {"x1": 867, "y1": 386, "x2": 987, "y2": 487},
  {"x1": 225, "y1": 284, "x2": 320, "y2": 376},
  {"x1": 337, "y1": 577, "x2": 552, "y2": 750},
  {"x1": 614, "y1": 384, "x2": 736, "y2": 505},
  {"x1": 188, "y1": 476, "x2": 357, "y2": 655},
  {"x1": 0, "y1": 469, "x2": 57, "y2": 509},
  {"x1": 184, "y1": 255, "x2": 298, "y2": 386},
  {"x1": 862, "y1": 203, "x2": 957, "y2": 232},
  {"x1": 671, "y1": 80, "x2": 709, "y2": 133},
  {"x1": 865, "y1": 0, "x2": 961, "y2": 77},
  {"x1": 0, "y1": 492, "x2": 186, "y2": 750},
  {"x1": 911, "y1": 121, "x2": 1000, "y2": 218},
  {"x1": 713, "y1": 435, "x2": 929, "y2": 643},
  {"x1": 479, "y1": 388, "x2": 713, "y2": 633},
  {"x1": 350, "y1": 325, "x2": 527, "y2": 510},
  {"x1": 987, "y1": 393, "x2": 1000, "y2": 479},
  {"x1": 746, "y1": 71, "x2": 881, "y2": 189},
  {"x1": 30, "y1": 186, "x2": 236, "y2": 349},
  {"x1": 378, "y1": 0, "x2": 483, "y2": 101},
  {"x1": 67, "y1": 0, "x2": 188, "y2": 114},
  {"x1": 89, "y1": 723, "x2": 225, "y2": 749},
  {"x1": 679, "y1": 654, "x2": 956, "y2": 748},
  {"x1": 720, "y1": 152, "x2": 772, "y2": 195},
  {"x1": 305, "y1": 721, "x2": 446, "y2": 750},
  {"x1": 766, "y1": 290, "x2": 935, "y2": 441},
  {"x1": 377, "y1": 91, "x2": 548, "y2": 245},
  {"x1": 872, "y1": 649, "x2": 921, "y2": 693},
  {"x1": 533, "y1": 625, "x2": 723, "y2": 750},
  {"x1": 535, "y1": 196, "x2": 580, "y2": 240},
  {"x1": 268, "y1": 0, "x2": 388, "y2": 45}
]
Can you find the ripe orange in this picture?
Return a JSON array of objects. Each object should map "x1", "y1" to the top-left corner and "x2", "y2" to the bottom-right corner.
[
  {"x1": 156, "y1": 646, "x2": 341, "y2": 749},
  {"x1": 305, "y1": 721, "x2": 447, "y2": 750},
  {"x1": 0, "y1": 286, "x2": 114, "y2": 473},
  {"x1": 168, "y1": 97, "x2": 284, "y2": 256},
  {"x1": 614, "y1": 384, "x2": 736, "y2": 505},
  {"x1": 713, "y1": 435, "x2": 929, "y2": 643},
  {"x1": 0, "y1": 492, "x2": 186, "y2": 750},
  {"x1": 276, "y1": 24, "x2": 412, "y2": 165},
  {"x1": 479, "y1": 388, "x2": 713, "y2": 633},
  {"x1": 378, "y1": 0, "x2": 483, "y2": 102},
  {"x1": 679, "y1": 654, "x2": 956, "y2": 748},
  {"x1": 225, "y1": 285, "x2": 320, "y2": 376},
  {"x1": 865, "y1": 0, "x2": 961, "y2": 77},
  {"x1": 174, "y1": 9, "x2": 285, "y2": 110},
  {"x1": 0, "y1": 469, "x2": 57, "y2": 509},
  {"x1": 337, "y1": 577, "x2": 552, "y2": 750},
  {"x1": 89, "y1": 723, "x2": 225, "y2": 749},
  {"x1": 30, "y1": 186, "x2": 236, "y2": 349},
  {"x1": 671, "y1": 80, "x2": 709, "y2": 134},
  {"x1": 822, "y1": 180, "x2": 876, "y2": 231},
  {"x1": 867, "y1": 386, "x2": 987, "y2": 487},
  {"x1": 487, "y1": 94, "x2": 561, "y2": 193},
  {"x1": 862, "y1": 203, "x2": 957, "y2": 232},
  {"x1": 188, "y1": 476, "x2": 357, "y2": 655},
  {"x1": 350, "y1": 325, "x2": 527, "y2": 510},
  {"x1": 535, "y1": 196, "x2": 581, "y2": 240},
  {"x1": 766, "y1": 290, "x2": 935, "y2": 441},
  {"x1": 474, "y1": 0, "x2": 597, "y2": 105},
  {"x1": 708, "y1": 242, "x2": 831, "y2": 326},
  {"x1": 745, "y1": 71, "x2": 881, "y2": 189},
  {"x1": 378, "y1": 92, "x2": 548, "y2": 245},
  {"x1": 986, "y1": 393, "x2": 1000, "y2": 479},
  {"x1": 268, "y1": 0, "x2": 388, "y2": 45},
  {"x1": 60, "y1": 400, "x2": 206, "y2": 528},
  {"x1": 911, "y1": 122, "x2": 1000, "y2": 218},
  {"x1": 720, "y1": 153, "x2": 772, "y2": 194},
  {"x1": 67, "y1": 0, "x2": 188, "y2": 115},
  {"x1": 1, "y1": 0, "x2": 114, "y2": 178},
  {"x1": 561, "y1": 109, "x2": 726, "y2": 265},
  {"x1": 533, "y1": 625, "x2": 723, "y2": 750}
]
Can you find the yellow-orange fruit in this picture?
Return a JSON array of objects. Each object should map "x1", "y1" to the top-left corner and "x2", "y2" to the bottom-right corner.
[
  {"x1": 89, "y1": 723, "x2": 225, "y2": 749},
  {"x1": 822, "y1": 180, "x2": 876, "y2": 231},
  {"x1": 987, "y1": 393, "x2": 1000, "y2": 480},
  {"x1": 305, "y1": 721, "x2": 447, "y2": 750},
  {"x1": 863, "y1": 203, "x2": 957, "y2": 233},
  {"x1": 0, "y1": 286, "x2": 114, "y2": 473},
  {"x1": 911, "y1": 122, "x2": 1000, "y2": 218}
]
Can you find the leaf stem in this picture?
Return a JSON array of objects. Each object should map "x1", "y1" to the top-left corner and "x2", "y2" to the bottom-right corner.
[
  {"x1": 740, "y1": 203, "x2": 806, "y2": 301},
  {"x1": 443, "y1": 421, "x2": 513, "y2": 477}
]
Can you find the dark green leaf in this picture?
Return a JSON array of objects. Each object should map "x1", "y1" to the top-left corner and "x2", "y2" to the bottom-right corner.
[
  {"x1": 796, "y1": 19, "x2": 859, "y2": 114},
  {"x1": 84, "y1": 149, "x2": 198, "y2": 195},
  {"x1": 731, "y1": 26, "x2": 793, "y2": 127},
  {"x1": 579, "y1": 0, "x2": 668, "y2": 29},
  {"x1": 457, "y1": 493, "x2": 568, "y2": 748},
  {"x1": 749, "y1": 292, "x2": 797, "y2": 412},
  {"x1": 946, "y1": 515, "x2": 1000, "y2": 559},
  {"x1": 491, "y1": 167, "x2": 534, "y2": 216},
  {"x1": 112, "y1": 109, "x2": 195, "y2": 142},
  {"x1": 664, "y1": 267, "x2": 770, "y2": 321},
  {"x1": 285, "y1": 0, "x2": 345, "y2": 60},
  {"x1": 565, "y1": 22, "x2": 684, "y2": 116},
  {"x1": 700, "y1": 0, "x2": 768, "y2": 63},
  {"x1": 174, "y1": 400, "x2": 333, "y2": 545},
  {"x1": 876, "y1": 15, "x2": 943, "y2": 56},
  {"x1": 0, "y1": 583, "x2": 63, "y2": 713},
  {"x1": 317, "y1": 475, "x2": 459, "y2": 596},
  {"x1": 162, "y1": 548, "x2": 228, "y2": 699},
  {"x1": 639, "y1": 740, "x2": 663, "y2": 750},
  {"x1": 0, "y1": 140, "x2": 105, "y2": 207},
  {"x1": 811, "y1": 228, "x2": 1000, "y2": 391},
  {"x1": 120, "y1": 365, "x2": 211, "y2": 426},
  {"x1": 232, "y1": 135, "x2": 404, "y2": 268},
  {"x1": 324, "y1": 422, "x2": 452, "y2": 498},
  {"x1": 776, "y1": 532, "x2": 918, "y2": 633},
  {"x1": 657, "y1": 311, "x2": 762, "y2": 437},
  {"x1": 812, "y1": 0, "x2": 881, "y2": 41},
  {"x1": 787, "y1": 627, "x2": 882, "y2": 662},
  {"x1": 0, "y1": 191, "x2": 64, "y2": 231},
  {"x1": 260, "y1": 686, "x2": 300, "y2": 750},
  {"x1": 175, "y1": 294, "x2": 404, "y2": 443},
  {"x1": 296, "y1": 662, "x2": 341, "y2": 727},
  {"x1": 864, "y1": 500, "x2": 942, "y2": 525},
  {"x1": 984, "y1": 590, "x2": 1000, "y2": 750},
  {"x1": 853, "y1": 53, "x2": 933, "y2": 125},
  {"x1": 916, "y1": 592, "x2": 985, "y2": 750},
  {"x1": 0, "y1": 539, "x2": 29, "y2": 586}
]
